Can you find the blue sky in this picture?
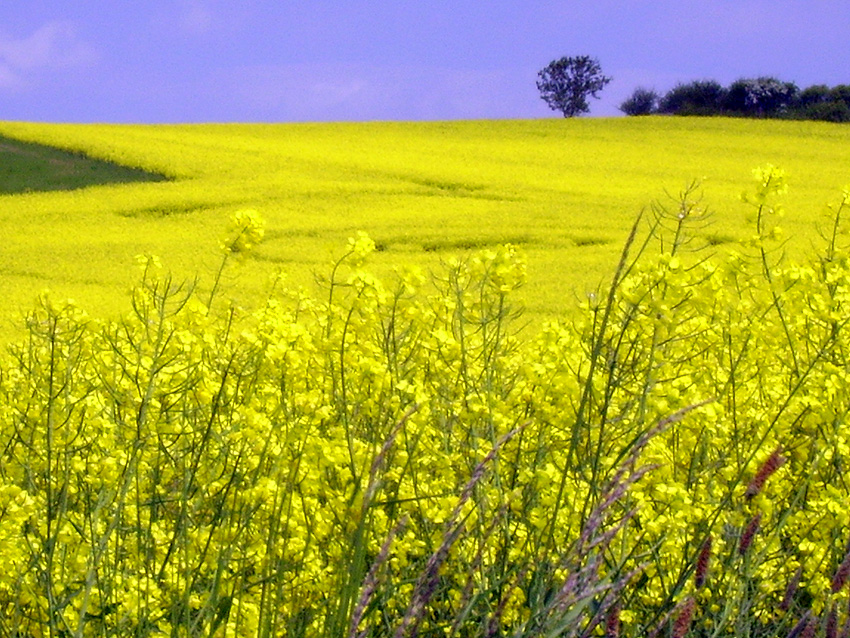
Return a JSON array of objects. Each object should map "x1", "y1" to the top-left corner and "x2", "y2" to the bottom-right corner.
[{"x1": 1, "y1": 1, "x2": 848, "y2": 123}]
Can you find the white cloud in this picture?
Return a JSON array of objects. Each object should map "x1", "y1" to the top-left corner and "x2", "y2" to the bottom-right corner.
[{"x1": 0, "y1": 22, "x2": 96, "y2": 90}]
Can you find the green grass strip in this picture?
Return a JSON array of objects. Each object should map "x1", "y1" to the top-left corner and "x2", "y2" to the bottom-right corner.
[{"x1": 0, "y1": 134, "x2": 168, "y2": 194}]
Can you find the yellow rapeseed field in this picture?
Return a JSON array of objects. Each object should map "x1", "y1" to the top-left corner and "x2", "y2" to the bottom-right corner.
[
  {"x1": 1, "y1": 121, "x2": 850, "y2": 635},
  {"x1": 1, "y1": 117, "x2": 849, "y2": 343}
]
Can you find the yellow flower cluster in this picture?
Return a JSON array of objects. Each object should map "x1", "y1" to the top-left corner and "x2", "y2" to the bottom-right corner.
[
  {"x1": 222, "y1": 208, "x2": 266, "y2": 255},
  {"x1": 0, "y1": 173, "x2": 849, "y2": 636}
]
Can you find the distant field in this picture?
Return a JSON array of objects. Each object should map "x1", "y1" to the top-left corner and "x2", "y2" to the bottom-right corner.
[
  {"x1": 0, "y1": 134, "x2": 167, "y2": 194},
  {"x1": 0, "y1": 117, "x2": 849, "y2": 343}
]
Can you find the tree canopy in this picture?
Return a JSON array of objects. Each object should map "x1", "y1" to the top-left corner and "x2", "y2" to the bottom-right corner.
[{"x1": 536, "y1": 56, "x2": 611, "y2": 118}]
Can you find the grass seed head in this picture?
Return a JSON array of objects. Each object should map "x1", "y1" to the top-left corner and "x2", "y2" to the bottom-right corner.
[
  {"x1": 672, "y1": 596, "x2": 696, "y2": 638},
  {"x1": 831, "y1": 548, "x2": 850, "y2": 594},
  {"x1": 694, "y1": 535, "x2": 712, "y2": 589},
  {"x1": 827, "y1": 603, "x2": 838, "y2": 638},
  {"x1": 781, "y1": 566, "x2": 804, "y2": 612},
  {"x1": 745, "y1": 447, "x2": 786, "y2": 500},
  {"x1": 605, "y1": 602, "x2": 621, "y2": 638},
  {"x1": 739, "y1": 513, "x2": 762, "y2": 556},
  {"x1": 788, "y1": 612, "x2": 814, "y2": 638}
]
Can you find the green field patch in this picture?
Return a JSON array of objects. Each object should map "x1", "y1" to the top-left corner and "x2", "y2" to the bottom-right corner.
[
  {"x1": 371, "y1": 233, "x2": 534, "y2": 254},
  {"x1": 0, "y1": 134, "x2": 169, "y2": 194},
  {"x1": 408, "y1": 177, "x2": 519, "y2": 201},
  {"x1": 262, "y1": 227, "x2": 325, "y2": 241},
  {"x1": 119, "y1": 203, "x2": 212, "y2": 218},
  {"x1": 411, "y1": 177, "x2": 486, "y2": 193},
  {"x1": 421, "y1": 235, "x2": 533, "y2": 252},
  {"x1": 570, "y1": 235, "x2": 611, "y2": 247}
]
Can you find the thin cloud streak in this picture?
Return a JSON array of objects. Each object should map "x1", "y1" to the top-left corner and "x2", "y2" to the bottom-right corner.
[
  {"x1": 212, "y1": 63, "x2": 542, "y2": 122},
  {"x1": 0, "y1": 21, "x2": 97, "y2": 90}
]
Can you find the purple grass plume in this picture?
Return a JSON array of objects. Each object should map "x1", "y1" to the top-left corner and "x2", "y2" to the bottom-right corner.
[
  {"x1": 604, "y1": 602, "x2": 621, "y2": 638},
  {"x1": 826, "y1": 602, "x2": 838, "y2": 638},
  {"x1": 739, "y1": 513, "x2": 762, "y2": 556},
  {"x1": 745, "y1": 447, "x2": 785, "y2": 500},
  {"x1": 831, "y1": 547, "x2": 850, "y2": 594},
  {"x1": 694, "y1": 535, "x2": 712, "y2": 589},
  {"x1": 348, "y1": 516, "x2": 409, "y2": 638},
  {"x1": 392, "y1": 425, "x2": 524, "y2": 638},
  {"x1": 780, "y1": 566, "x2": 803, "y2": 612},
  {"x1": 672, "y1": 596, "x2": 696, "y2": 638},
  {"x1": 788, "y1": 612, "x2": 814, "y2": 638}
]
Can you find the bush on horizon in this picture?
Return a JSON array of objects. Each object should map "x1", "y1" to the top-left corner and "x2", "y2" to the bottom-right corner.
[
  {"x1": 618, "y1": 87, "x2": 660, "y2": 116},
  {"x1": 626, "y1": 76, "x2": 850, "y2": 123}
]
